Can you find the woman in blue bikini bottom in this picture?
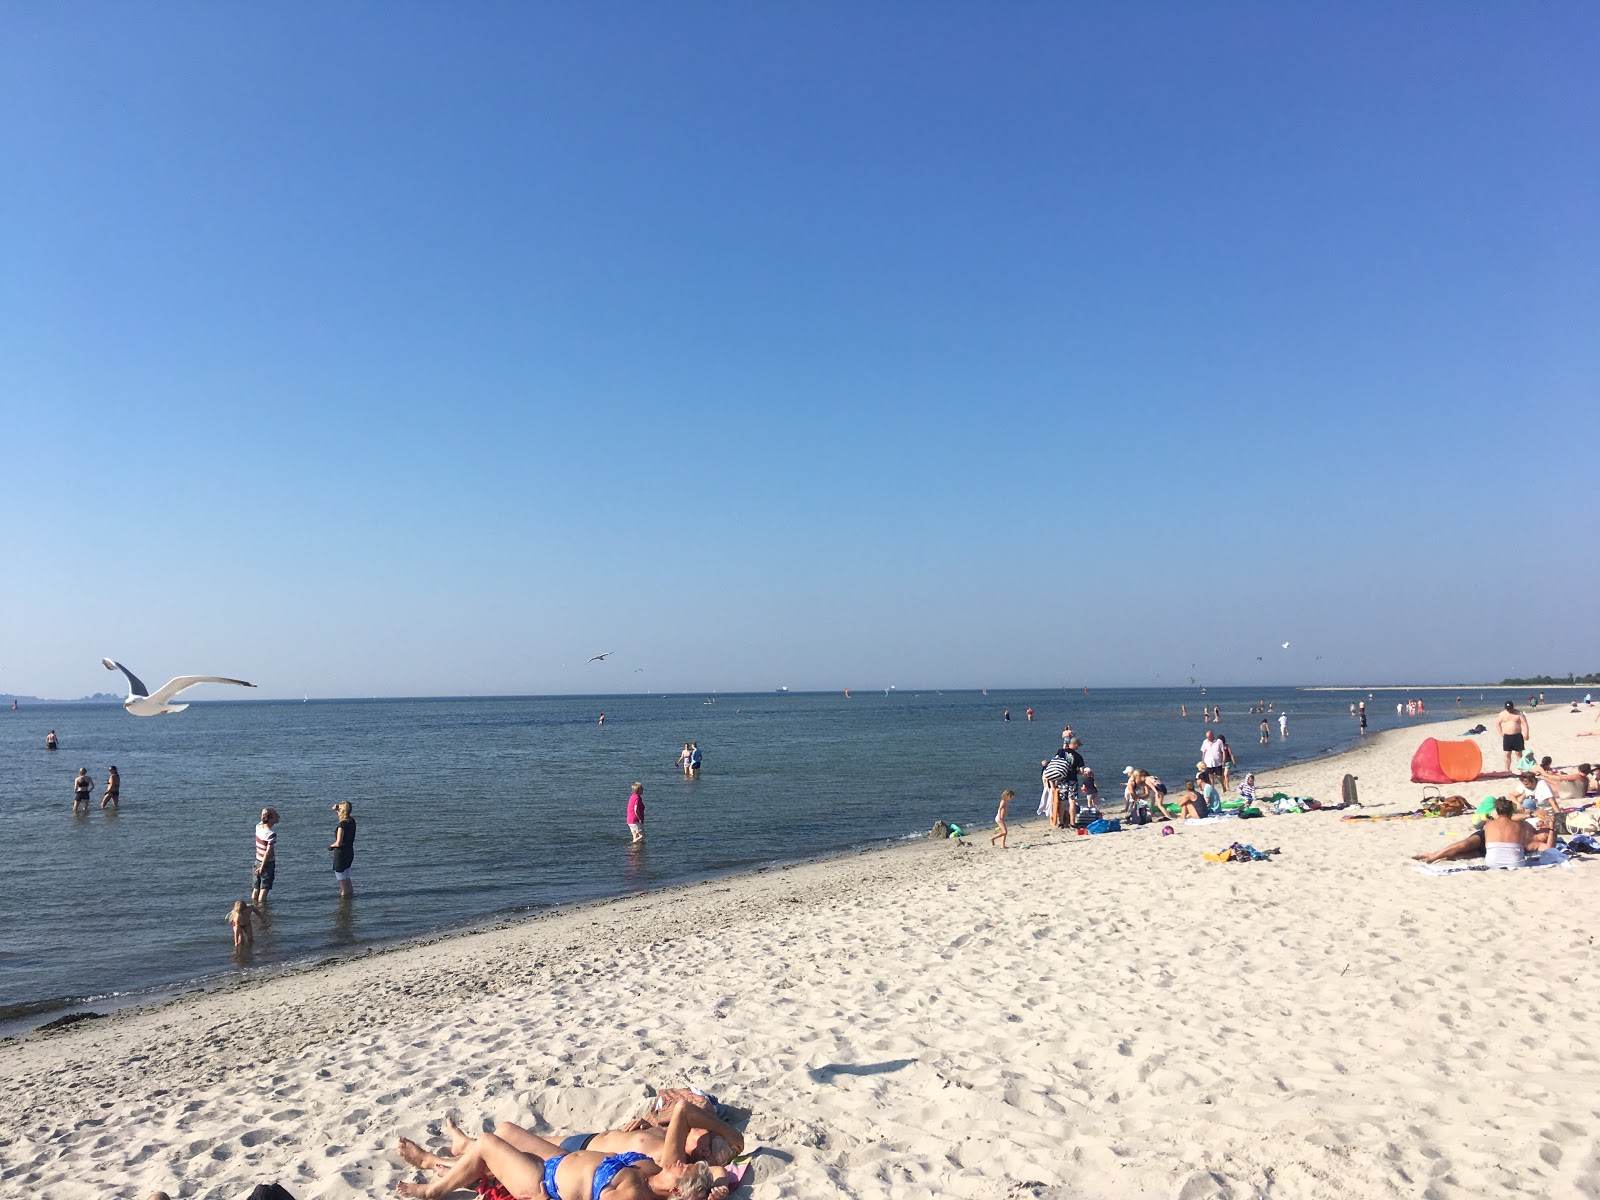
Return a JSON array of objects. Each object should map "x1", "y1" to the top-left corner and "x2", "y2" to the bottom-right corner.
[{"x1": 396, "y1": 1113, "x2": 719, "y2": 1200}]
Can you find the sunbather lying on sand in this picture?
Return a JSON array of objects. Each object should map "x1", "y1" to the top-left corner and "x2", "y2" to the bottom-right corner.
[
  {"x1": 395, "y1": 1099, "x2": 739, "y2": 1200},
  {"x1": 1412, "y1": 797, "x2": 1556, "y2": 867}
]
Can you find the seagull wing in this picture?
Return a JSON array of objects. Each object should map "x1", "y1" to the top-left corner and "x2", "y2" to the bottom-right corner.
[
  {"x1": 147, "y1": 675, "x2": 258, "y2": 705},
  {"x1": 588, "y1": 652, "x2": 612, "y2": 662},
  {"x1": 102, "y1": 658, "x2": 151, "y2": 698}
]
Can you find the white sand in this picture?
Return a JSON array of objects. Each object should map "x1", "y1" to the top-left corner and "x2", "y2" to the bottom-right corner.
[{"x1": 5, "y1": 705, "x2": 1600, "y2": 1199}]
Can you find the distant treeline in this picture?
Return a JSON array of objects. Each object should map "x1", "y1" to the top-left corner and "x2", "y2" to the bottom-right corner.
[
  {"x1": 1498, "y1": 674, "x2": 1600, "y2": 687},
  {"x1": 0, "y1": 693, "x2": 121, "y2": 705}
]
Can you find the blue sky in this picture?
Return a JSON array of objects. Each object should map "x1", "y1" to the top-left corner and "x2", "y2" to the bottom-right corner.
[{"x1": 2, "y1": 4, "x2": 1595, "y2": 698}]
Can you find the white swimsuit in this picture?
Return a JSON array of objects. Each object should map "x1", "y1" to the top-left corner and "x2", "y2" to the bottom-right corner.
[{"x1": 1484, "y1": 841, "x2": 1527, "y2": 869}]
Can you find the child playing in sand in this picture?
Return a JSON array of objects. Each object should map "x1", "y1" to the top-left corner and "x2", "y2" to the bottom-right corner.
[
  {"x1": 991, "y1": 789, "x2": 1012, "y2": 848},
  {"x1": 227, "y1": 900, "x2": 259, "y2": 948}
]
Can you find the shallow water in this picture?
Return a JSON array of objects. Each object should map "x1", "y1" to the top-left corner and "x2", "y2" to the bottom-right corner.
[{"x1": 0, "y1": 686, "x2": 1490, "y2": 1026}]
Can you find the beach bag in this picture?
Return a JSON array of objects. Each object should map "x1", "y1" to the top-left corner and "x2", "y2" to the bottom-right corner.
[
  {"x1": 1125, "y1": 805, "x2": 1151, "y2": 826},
  {"x1": 1074, "y1": 806, "x2": 1102, "y2": 829},
  {"x1": 1239, "y1": 807, "x2": 1263, "y2": 818},
  {"x1": 1565, "y1": 811, "x2": 1600, "y2": 834},
  {"x1": 1087, "y1": 818, "x2": 1121, "y2": 834}
]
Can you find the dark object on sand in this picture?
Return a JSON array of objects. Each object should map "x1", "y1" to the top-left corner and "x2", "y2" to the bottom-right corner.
[
  {"x1": 248, "y1": 1185, "x2": 297, "y2": 1200},
  {"x1": 37, "y1": 1011, "x2": 103, "y2": 1033},
  {"x1": 1341, "y1": 774, "x2": 1361, "y2": 808}
]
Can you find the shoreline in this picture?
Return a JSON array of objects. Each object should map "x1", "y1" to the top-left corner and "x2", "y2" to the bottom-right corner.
[
  {"x1": 4, "y1": 718, "x2": 1434, "y2": 1049},
  {"x1": 7, "y1": 708, "x2": 1598, "y2": 1198},
  {"x1": 2, "y1": 703, "x2": 1445, "y2": 1038}
]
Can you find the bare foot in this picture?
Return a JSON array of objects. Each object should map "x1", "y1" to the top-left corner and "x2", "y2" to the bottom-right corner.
[
  {"x1": 398, "y1": 1137, "x2": 445, "y2": 1174},
  {"x1": 442, "y1": 1114, "x2": 473, "y2": 1157},
  {"x1": 396, "y1": 1182, "x2": 435, "y2": 1198}
]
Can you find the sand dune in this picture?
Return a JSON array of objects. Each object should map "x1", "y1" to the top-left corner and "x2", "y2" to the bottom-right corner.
[{"x1": 4, "y1": 705, "x2": 1599, "y2": 1198}]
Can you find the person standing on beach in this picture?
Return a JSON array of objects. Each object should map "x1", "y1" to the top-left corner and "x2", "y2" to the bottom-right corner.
[
  {"x1": 328, "y1": 801, "x2": 356, "y2": 898},
  {"x1": 102, "y1": 765, "x2": 120, "y2": 809},
  {"x1": 1359, "y1": 703, "x2": 1368, "y2": 736},
  {"x1": 990, "y1": 789, "x2": 1012, "y2": 848},
  {"x1": 1218, "y1": 736, "x2": 1236, "y2": 791},
  {"x1": 72, "y1": 767, "x2": 92, "y2": 811},
  {"x1": 1200, "y1": 730, "x2": 1225, "y2": 780},
  {"x1": 1063, "y1": 737, "x2": 1087, "y2": 825},
  {"x1": 1041, "y1": 750, "x2": 1071, "y2": 820},
  {"x1": 626, "y1": 783, "x2": 645, "y2": 842},
  {"x1": 1497, "y1": 702, "x2": 1531, "y2": 773},
  {"x1": 252, "y1": 807, "x2": 280, "y2": 905}
]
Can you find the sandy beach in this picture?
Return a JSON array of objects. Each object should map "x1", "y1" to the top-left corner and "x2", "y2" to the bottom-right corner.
[{"x1": 5, "y1": 704, "x2": 1599, "y2": 1200}]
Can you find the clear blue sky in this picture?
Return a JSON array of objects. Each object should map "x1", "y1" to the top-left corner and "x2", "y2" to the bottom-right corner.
[{"x1": 3, "y1": 4, "x2": 1595, "y2": 698}]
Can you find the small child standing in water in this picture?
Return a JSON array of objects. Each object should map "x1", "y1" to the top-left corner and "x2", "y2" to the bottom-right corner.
[
  {"x1": 991, "y1": 789, "x2": 1013, "y2": 848},
  {"x1": 227, "y1": 900, "x2": 259, "y2": 948}
]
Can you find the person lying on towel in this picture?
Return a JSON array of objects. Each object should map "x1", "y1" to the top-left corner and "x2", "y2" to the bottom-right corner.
[
  {"x1": 395, "y1": 1100, "x2": 745, "y2": 1200},
  {"x1": 1413, "y1": 797, "x2": 1557, "y2": 867}
]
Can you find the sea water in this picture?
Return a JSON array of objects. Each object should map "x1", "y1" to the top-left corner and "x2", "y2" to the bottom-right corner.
[{"x1": 0, "y1": 686, "x2": 1491, "y2": 1028}]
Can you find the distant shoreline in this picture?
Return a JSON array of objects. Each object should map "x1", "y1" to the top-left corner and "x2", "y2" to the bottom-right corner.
[{"x1": 1300, "y1": 685, "x2": 1589, "y2": 693}]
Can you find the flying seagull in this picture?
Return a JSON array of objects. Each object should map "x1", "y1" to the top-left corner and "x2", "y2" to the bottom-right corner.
[
  {"x1": 633, "y1": 668, "x2": 645, "y2": 673},
  {"x1": 102, "y1": 657, "x2": 256, "y2": 716},
  {"x1": 1281, "y1": 642, "x2": 1291, "y2": 649},
  {"x1": 587, "y1": 652, "x2": 613, "y2": 663}
]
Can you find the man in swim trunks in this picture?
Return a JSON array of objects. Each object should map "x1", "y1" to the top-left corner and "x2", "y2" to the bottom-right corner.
[{"x1": 1497, "y1": 701, "x2": 1531, "y2": 772}]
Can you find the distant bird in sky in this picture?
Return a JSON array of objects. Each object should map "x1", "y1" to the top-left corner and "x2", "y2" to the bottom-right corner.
[
  {"x1": 633, "y1": 668, "x2": 645, "y2": 672},
  {"x1": 1256, "y1": 656, "x2": 1263, "y2": 661},
  {"x1": 587, "y1": 652, "x2": 612, "y2": 663},
  {"x1": 1281, "y1": 642, "x2": 1291, "y2": 649},
  {"x1": 102, "y1": 657, "x2": 256, "y2": 716}
]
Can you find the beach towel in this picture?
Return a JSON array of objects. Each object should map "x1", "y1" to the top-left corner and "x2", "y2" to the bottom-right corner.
[
  {"x1": 1184, "y1": 814, "x2": 1237, "y2": 826},
  {"x1": 1411, "y1": 849, "x2": 1576, "y2": 876}
]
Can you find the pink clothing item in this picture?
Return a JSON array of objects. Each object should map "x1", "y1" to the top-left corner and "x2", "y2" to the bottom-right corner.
[{"x1": 627, "y1": 793, "x2": 644, "y2": 825}]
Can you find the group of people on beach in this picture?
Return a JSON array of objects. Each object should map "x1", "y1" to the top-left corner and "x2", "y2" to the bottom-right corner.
[
  {"x1": 1016, "y1": 718, "x2": 1283, "y2": 846},
  {"x1": 226, "y1": 802, "x2": 358, "y2": 948},
  {"x1": 1412, "y1": 701, "x2": 1597, "y2": 868},
  {"x1": 390, "y1": 1091, "x2": 748, "y2": 1200}
]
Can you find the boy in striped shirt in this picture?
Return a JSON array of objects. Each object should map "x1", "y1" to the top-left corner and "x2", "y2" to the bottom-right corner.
[{"x1": 252, "y1": 807, "x2": 280, "y2": 906}]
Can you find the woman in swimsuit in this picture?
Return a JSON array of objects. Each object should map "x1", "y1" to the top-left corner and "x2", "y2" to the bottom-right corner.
[
  {"x1": 396, "y1": 1099, "x2": 730, "y2": 1200},
  {"x1": 1413, "y1": 796, "x2": 1556, "y2": 865}
]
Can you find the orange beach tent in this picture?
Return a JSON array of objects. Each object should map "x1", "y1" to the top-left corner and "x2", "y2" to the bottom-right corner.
[{"x1": 1410, "y1": 737, "x2": 1483, "y2": 784}]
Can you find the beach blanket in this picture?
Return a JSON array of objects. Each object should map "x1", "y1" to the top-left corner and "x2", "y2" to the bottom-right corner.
[
  {"x1": 1184, "y1": 814, "x2": 1237, "y2": 826},
  {"x1": 1411, "y1": 849, "x2": 1576, "y2": 876}
]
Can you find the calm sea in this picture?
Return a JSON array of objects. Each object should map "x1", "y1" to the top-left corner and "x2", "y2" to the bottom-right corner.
[{"x1": 0, "y1": 686, "x2": 1499, "y2": 1030}]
